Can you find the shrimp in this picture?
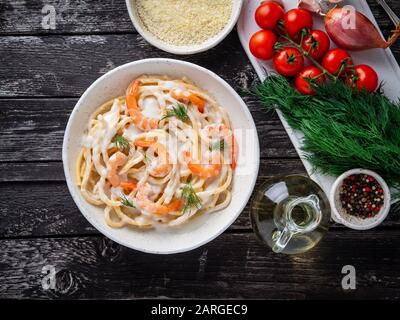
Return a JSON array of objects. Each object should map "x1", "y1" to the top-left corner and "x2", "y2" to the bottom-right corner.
[
  {"x1": 134, "y1": 139, "x2": 155, "y2": 148},
  {"x1": 135, "y1": 140, "x2": 172, "y2": 178},
  {"x1": 107, "y1": 151, "x2": 128, "y2": 187},
  {"x1": 136, "y1": 183, "x2": 182, "y2": 215},
  {"x1": 120, "y1": 180, "x2": 138, "y2": 193},
  {"x1": 183, "y1": 150, "x2": 222, "y2": 179},
  {"x1": 202, "y1": 124, "x2": 238, "y2": 170},
  {"x1": 170, "y1": 88, "x2": 205, "y2": 113},
  {"x1": 126, "y1": 80, "x2": 159, "y2": 131}
]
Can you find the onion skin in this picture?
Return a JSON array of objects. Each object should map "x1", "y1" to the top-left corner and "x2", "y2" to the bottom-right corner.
[
  {"x1": 298, "y1": 0, "x2": 343, "y2": 13},
  {"x1": 298, "y1": 0, "x2": 321, "y2": 13},
  {"x1": 325, "y1": 7, "x2": 400, "y2": 51}
]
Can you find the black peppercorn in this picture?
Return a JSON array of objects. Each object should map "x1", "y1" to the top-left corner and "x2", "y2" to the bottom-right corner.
[{"x1": 339, "y1": 174, "x2": 384, "y2": 219}]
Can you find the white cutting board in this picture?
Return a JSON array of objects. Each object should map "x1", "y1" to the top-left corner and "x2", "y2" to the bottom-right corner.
[{"x1": 237, "y1": 0, "x2": 400, "y2": 218}]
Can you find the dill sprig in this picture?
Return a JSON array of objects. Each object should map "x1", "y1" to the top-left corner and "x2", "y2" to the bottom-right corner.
[
  {"x1": 210, "y1": 140, "x2": 225, "y2": 151},
  {"x1": 393, "y1": 200, "x2": 400, "y2": 214},
  {"x1": 181, "y1": 183, "x2": 202, "y2": 213},
  {"x1": 113, "y1": 135, "x2": 130, "y2": 151},
  {"x1": 253, "y1": 75, "x2": 400, "y2": 187},
  {"x1": 162, "y1": 103, "x2": 189, "y2": 122},
  {"x1": 121, "y1": 195, "x2": 135, "y2": 208}
]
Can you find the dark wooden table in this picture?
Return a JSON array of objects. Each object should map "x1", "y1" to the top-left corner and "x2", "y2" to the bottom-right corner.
[{"x1": 1, "y1": 0, "x2": 400, "y2": 300}]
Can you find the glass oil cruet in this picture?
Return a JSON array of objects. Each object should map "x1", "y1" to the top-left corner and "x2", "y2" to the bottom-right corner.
[{"x1": 250, "y1": 175, "x2": 331, "y2": 254}]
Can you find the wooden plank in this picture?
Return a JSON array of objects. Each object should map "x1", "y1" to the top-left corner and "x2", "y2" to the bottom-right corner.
[
  {"x1": 0, "y1": 162, "x2": 65, "y2": 182},
  {"x1": 0, "y1": 99, "x2": 72, "y2": 162},
  {"x1": 0, "y1": 0, "x2": 135, "y2": 35},
  {"x1": 0, "y1": 159, "x2": 305, "y2": 237},
  {"x1": 1, "y1": 231, "x2": 400, "y2": 299},
  {"x1": 0, "y1": 159, "x2": 399, "y2": 238},
  {"x1": 0, "y1": 97, "x2": 298, "y2": 162},
  {"x1": 1, "y1": 32, "x2": 399, "y2": 98},
  {"x1": 0, "y1": 0, "x2": 397, "y2": 35},
  {"x1": 0, "y1": 32, "x2": 258, "y2": 97}
]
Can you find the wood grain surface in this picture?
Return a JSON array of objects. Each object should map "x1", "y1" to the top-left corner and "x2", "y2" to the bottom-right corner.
[
  {"x1": 1, "y1": 232, "x2": 400, "y2": 299},
  {"x1": 0, "y1": 0, "x2": 399, "y2": 299}
]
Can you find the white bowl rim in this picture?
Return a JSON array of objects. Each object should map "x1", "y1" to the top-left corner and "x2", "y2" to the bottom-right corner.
[
  {"x1": 62, "y1": 58, "x2": 260, "y2": 254},
  {"x1": 329, "y1": 168, "x2": 391, "y2": 230},
  {"x1": 125, "y1": 0, "x2": 243, "y2": 55}
]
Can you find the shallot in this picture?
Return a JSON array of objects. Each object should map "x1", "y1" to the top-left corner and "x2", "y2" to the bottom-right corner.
[
  {"x1": 298, "y1": 1, "x2": 400, "y2": 51},
  {"x1": 324, "y1": 7, "x2": 400, "y2": 51}
]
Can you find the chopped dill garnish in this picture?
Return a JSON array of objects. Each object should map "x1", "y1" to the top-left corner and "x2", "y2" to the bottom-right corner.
[
  {"x1": 121, "y1": 195, "x2": 135, "y2": 208},
  {"x1": 181, "y1": 183, "x2": 202, "y2": 213},
  {"x1": 113, "y1": 135, "x2": 130, "y2": 151},
  {"x1": 162, "y1": 103, "x2": 189, "y2": 122},
  {"x1": 210, "y1": 140, "x2": 225, "y2": 151}
]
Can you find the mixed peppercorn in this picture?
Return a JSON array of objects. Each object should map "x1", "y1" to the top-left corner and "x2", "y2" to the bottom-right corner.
[{"x1": 339, "y1": 174, "x2": 385, "y2": 219}]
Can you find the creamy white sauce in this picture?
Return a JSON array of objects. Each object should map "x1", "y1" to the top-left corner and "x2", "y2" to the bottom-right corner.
[
  {"x1": 110, "y1": 186, "x2": 124, "y2": 198},
  {"x1": 135, "y1": 216, "x2": 150, "y2": 225},
  {"x1": 130, "y1": 170, "x2": 146, "y2": 181},
  {"x1": 163, "y1": 81, "x2": 176, "y2": 90},
  {"x1": 123, "y1": 124, "x2": 142, "y2": 141},
  {"x1": 89, "y1": 99, "x2": 121, "y2": 177},
  {"x1": 81, "y1": 135, "x2": 93, "y2": 148},
  {"x1": 140, "y1": 96, "x2": 161, "y2": 120},
  {"x1": 164, "y1": 174, "x2": 178, "y2": 201},
  {"x1": 103, "y1": 99, "x2": 120, "y2": 126},
  {"x1": 162, "y1": 81, "x2": 185, "y2": 91},
  {"x1": 150, "y1": 183, "x2": 163, "y2": 196}
]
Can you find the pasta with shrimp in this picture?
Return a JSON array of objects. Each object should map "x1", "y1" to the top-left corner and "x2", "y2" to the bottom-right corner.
[{"x1": 76, "y1": 75, "x2": 237, "y2": 228}]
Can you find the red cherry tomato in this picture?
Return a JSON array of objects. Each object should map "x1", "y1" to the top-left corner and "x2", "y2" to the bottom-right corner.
[
  {"x1": 262, "y1": 0, "x2": 285, "y2": 8},
  {"x1": 255, "y1": 2, "x2": 285, "y2": 30},
  {"x1": 283, "y1": 8, "x2": 313, "y2": 40},
  {"x1": 295, "y1": 66, "x2": 325, "y2": 95},
  {"x1": 273, "y1": 47, "x2": 304, "y2": 77},
  {"x1": 346, "y1": 64, "x2": 379, "y2": 92},
  {"x1": 322, "y1": 48, "x2": 353, "y2": 76},
  {"x1": 301, "y1": 30, "x2": 330, "y2": 61},
  {"x1": 249, "y1": 30, "x2": 278, "y2": 60}
]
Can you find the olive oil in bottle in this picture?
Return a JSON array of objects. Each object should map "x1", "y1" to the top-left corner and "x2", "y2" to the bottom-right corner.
[{"x1": 250, "y1": 175, "x2": 331, "y2": 255}]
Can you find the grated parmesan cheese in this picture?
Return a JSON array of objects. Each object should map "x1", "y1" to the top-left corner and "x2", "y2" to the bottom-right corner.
[{"x1": 135, "y1": 0, "x2": 233, "y2": 46}]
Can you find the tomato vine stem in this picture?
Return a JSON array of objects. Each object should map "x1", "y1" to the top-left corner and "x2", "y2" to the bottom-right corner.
[{"x1": 278, "y1": 33, "x2": 338, "y2": 81}]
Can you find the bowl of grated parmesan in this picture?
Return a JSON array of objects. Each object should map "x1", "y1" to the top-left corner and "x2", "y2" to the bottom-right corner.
[{"x1": 126, "y1": 0, "x2": 243, "y2": 55}]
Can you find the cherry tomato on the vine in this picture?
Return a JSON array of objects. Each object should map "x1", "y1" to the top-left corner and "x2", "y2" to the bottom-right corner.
[
  {"x1": 295, "y1": 66, "x2": 325, "y2": 95},
  {"x1": 249, "y1": 30, "x2": 278, "y2": 60},
  {"x1": 255, "y1": 2, "x2": 285, "y2": 30},
  {"x1": 301, "y1": 30, "x2": 330, "y2": 61},
  {"x1": 322, "y1": 48, "x2": 353, "y2": 76},
  {"x1": 273, "y1": 47, "x2": 304, "y2": 77},
  {"x1": 264, "y1": 0, "x2": 285, "y2": 8},
  {"x1": 346, "y1": 64, "x2": 379, "y2": 93},
  {"x1": 283, "y1": 8, "x2": 313, "y2": 41}
]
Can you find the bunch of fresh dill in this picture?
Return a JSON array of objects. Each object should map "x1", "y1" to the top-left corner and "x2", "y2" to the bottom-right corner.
[{"x1": 253, "y1": 75, "x2": 400, "y2": 190}]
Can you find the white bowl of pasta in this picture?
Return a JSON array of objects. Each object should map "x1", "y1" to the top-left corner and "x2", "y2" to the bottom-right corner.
[{"x1": 63, "y1": 58, "x2": 259, "y2": 254}]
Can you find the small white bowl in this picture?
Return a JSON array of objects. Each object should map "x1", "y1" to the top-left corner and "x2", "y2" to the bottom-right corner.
[
  {"x1": 62, "y1": 58, "x2": 259, "y2": 254},
  {"x1": 125, "y1": 0, "x2": 243, "y2": 55},
  {"x1": 330, "y1": 169, "x2": 391, "y2": 230}
]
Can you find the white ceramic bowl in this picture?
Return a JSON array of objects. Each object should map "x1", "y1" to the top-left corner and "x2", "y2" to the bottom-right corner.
[
  {"x1": 125, "y1": 0, "x2": 243, "y2": 55},
  {"x1": 63, "y1": 58, "x2": 259, "y2": 254},
  {"x1": 330, "y1": 169, "x2": 391, "y2": 230}
]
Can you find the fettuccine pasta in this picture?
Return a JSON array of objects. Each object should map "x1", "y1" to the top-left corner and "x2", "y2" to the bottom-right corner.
[{"x1": 76, "y1": 75, "x2": 237, "y2": 228}]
